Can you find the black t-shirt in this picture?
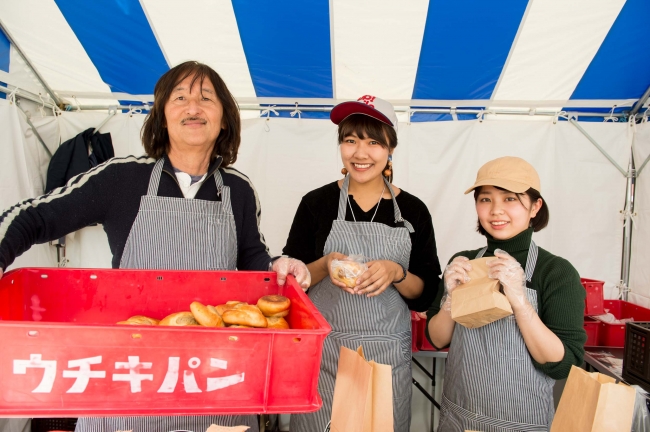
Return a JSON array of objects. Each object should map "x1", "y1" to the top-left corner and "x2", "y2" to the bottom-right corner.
[{"x1": 282, "y1": 181, "x2": 441, "y2": 312}]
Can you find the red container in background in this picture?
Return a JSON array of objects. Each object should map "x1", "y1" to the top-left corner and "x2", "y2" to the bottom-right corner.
[
  {"x1": 0, "y1": 268, "x2": 331, "y2": 417},
  {"x1": 584, "y1": 300, "x2": 650, "y2": 348},
  {"x1": 414, "y1": 317, "x2": 436, "y2": 351},
  {"x1": 582, "y1": 278, "x2": 605, "y2": 316},
  {"x1": 410, "y1": 312, "x2": 419, "y2": 352},
  {"x1": 583, "y1": 317, "x2": 600, "y2": 347}
]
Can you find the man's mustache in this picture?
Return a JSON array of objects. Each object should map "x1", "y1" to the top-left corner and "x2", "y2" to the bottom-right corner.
[{"x1": 181, "y1": 117, "x2": 207, "y2": 125}]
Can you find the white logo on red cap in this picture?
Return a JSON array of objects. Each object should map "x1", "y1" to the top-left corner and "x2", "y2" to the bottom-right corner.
[{"x1": 357, "y1": 95, "x2": 376, "y2": 108}]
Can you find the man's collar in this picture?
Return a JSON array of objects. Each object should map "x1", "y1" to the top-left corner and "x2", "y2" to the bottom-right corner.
[{"x1": 162, "y1": 154, "x2": 223, "y2": 177}]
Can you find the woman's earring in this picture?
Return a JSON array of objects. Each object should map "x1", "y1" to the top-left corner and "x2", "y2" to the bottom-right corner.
[
  {"x1": 341, "y1": 167, "x2": 348, "y2": 175},
  {"x1": 383, "y1": 155, "x2": 393, "y2": 177}
]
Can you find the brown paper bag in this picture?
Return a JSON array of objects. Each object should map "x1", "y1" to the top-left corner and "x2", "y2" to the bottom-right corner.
[
  {"x1": 551, "y1": 365, "x2": 636, "y2": 432},
  {"x1": 451, "y1": 257, "x2": 513, "y2": 329},
  {"x1": 329, "y1": 346, "x2": 393, "y2": 432}
]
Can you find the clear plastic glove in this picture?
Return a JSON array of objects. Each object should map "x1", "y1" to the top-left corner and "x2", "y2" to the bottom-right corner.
[
  {"x1": 487, "y1": 249, "x2": 534, "y2": 319},
  {"x1": 272, "y1": 257, "x2": 311, "y2": 291},
  {"x1": 440, "y1": 256, "x2": 472, "y2": 312}
]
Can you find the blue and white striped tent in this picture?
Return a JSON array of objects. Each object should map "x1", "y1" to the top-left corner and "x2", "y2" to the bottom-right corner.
[
  {"x1": 0, "y1": 0, "x2": 649, "y2": 119},
  {"x1": 1, "y1": 7, "x2": 650, "y2": 426}
]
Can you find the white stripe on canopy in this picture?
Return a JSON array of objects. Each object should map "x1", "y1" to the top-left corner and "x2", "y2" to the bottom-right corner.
[
  {"x1": 0, "y1": 0, "x2": 116, "y2": 106},
  {"x1": 493, "y1": 0, "x2": 625, "y2": 102},
  {"x1": 331, "y1": 0, "x2": 428, "y2": 100},
  {"x1": 141, "y1": 0, "x2": 256, "y2": 99}
]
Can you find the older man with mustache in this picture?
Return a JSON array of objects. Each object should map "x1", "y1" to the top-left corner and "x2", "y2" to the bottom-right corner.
[{"x1": 0, "y1": 61, "x2": 310, "y2": 432}]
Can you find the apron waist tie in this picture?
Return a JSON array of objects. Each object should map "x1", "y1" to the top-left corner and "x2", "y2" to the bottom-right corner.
[{"x1": 441, "y1": 393, "x2": 548, "y2": 432}]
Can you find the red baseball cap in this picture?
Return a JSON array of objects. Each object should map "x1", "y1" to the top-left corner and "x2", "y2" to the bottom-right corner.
[{"x1": 330, "y1": 95, "x2": 398, "y2": 132}]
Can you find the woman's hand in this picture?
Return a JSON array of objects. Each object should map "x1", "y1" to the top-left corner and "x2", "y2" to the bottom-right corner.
[
  {"x1": 487, "y1": 249, "x2": 533, "y2": 318},
  {"x1": 440, "y1": 256, "x2": 472, "y2": 311},
  {"x1": 272, "y1": 257, "x2": 311, "y2": 290},
  {"x1": 355, "y1": 260, "x2": 402, "y2": 297}
]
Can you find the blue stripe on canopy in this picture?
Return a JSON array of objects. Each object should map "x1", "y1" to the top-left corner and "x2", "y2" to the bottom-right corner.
[
  {"x1": 571, "y1": 0, "x2": 650, "y2": 100},
  {"x1": 54, "y1": 0, "x2": 168, "y2": 95},
  {"x1": 232, "y1": 0, "x2": 332, "y2": 98},
  {"x1": 412, "y1": 0, "x2": 528, "y2": 100},
  {"x1": 0, "y1": 30, "x2": 9, "y2": 73},
  {"x1": 0, "y1": 30, "x2": 8, "y2": 99}
]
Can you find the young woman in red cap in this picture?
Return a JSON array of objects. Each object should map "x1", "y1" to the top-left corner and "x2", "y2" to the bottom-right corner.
[
  {"x1": 426, "y1": 156, "x2": 586, "y2": 432},
  {"x1": 284, "y1": 96, "x2": 441, "y2": 432}
]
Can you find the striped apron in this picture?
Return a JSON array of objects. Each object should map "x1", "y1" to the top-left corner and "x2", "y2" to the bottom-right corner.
[
  {"x1": 438, "y1": 241, "x2": 556, "y2": 432},
  {"x1": 75, "y1": 159, "x2": 259, "y2": 432},
  {"x1": 291, "y1": 175, "x2": 415, "y2": 432}
]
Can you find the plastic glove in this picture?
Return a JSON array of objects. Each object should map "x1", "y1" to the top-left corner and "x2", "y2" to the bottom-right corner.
[
  {"x1": 272, "y1": 257, "x2": 311, "y2": 291},
  {"x1": 487, "y1": 249, "x2": 534, "y2": 319},
  {"x1": 440, "y1": 256, "x2": 472, "y2": 312}
]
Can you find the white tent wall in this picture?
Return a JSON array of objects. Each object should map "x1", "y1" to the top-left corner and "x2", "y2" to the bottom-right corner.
[
  {"x1": 631, "y1": 122, "x2": 650, "y2": 307},
  {"x1": 3, "y1": 112, "x2": 632, "y2": 294}
]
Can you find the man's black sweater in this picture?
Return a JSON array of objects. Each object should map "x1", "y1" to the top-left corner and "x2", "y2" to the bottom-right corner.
[{"x1": 0, "y1": 155, "x2": 272, "y2": 271}]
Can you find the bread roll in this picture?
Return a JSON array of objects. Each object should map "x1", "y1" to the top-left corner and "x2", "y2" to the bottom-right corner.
[
  {"x1": 215, "y1": 301, "x2": 246, "y2": 316},
  {"x1": 228, "y1": 325, "x2": 253, "y2": 328},
  {"x1": 257, "y1": 295, "x2": 291, "y2": 317},
  {"x1": 265, "y1": 309, "x2": 289, "y2": 318},
  {"x1": 190, "y1": 301, "x2": 224, "y2": 327},
  {"x1": 159, "y1": 311, "x2": 200, "y2": 326},
  {"x1": 222, "y1": 305, "x2": 267, "y2": 328},
  {"x1": 332, "y1": 260, "x2": 366, "y2": 288},
  {"x1": 266, "y1": 316, "x2": 290, "y2": 329},
  {"x1": 117, "y1": 315, "x2": 160, "y2": 325}
]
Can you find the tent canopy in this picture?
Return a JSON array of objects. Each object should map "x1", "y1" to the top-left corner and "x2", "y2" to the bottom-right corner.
[{"x1": 0, "y1": 0, "x2": 649, "y2": 117}]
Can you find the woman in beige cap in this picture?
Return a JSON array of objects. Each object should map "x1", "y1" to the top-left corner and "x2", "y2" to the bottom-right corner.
[{"x1": 426, "y1": 156, "x2": 586, "y2": 432}]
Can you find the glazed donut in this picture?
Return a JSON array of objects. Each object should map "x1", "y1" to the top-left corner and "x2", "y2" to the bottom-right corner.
[
  {"x1": 190, "y1": 301, "x2": 224, "y2": 327},
  {"x1": 266, "y1": 316, "x2": 290, "y2": 329},
  {"x1": 257, "y1": 295, "x2": 291, "y2": 317},
  {"x1": 117, "y1": 315, "x2": 160, "y2": 325},
  {"x1": 222, "y1": 305, "x2": 268, "y2": 328},
  {"x1": 159, "y1": 311, "x2": 200, "y2": 326}
]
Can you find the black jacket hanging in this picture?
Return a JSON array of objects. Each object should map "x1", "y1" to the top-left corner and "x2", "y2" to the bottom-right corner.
[{"x1": 45, "y1": 128, "x2": 114, "y2": 193}]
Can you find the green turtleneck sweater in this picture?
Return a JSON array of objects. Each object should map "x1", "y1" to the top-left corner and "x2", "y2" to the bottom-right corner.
[{"x1": 426, "y1": 227, "x2": 586, "y2": 380}]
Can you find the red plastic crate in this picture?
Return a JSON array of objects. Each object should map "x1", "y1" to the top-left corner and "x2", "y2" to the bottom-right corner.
[
  {"x1": 410, "y1": 312, "x2": 419, "y2": 352},
  {"x1": 584, "y1": 300, "x2": 650, "y2": 348},
  {"x1": 0, "y1": 268, "x2": 331, "y2": 417},
  {"x1": 582, "y1": 278, "x2": 605, "y2": 316}
]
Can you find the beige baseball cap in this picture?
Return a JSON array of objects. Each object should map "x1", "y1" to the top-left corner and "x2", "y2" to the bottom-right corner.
[{"x1": 464, "y1": 156, "x2": 541, "y2": 194}]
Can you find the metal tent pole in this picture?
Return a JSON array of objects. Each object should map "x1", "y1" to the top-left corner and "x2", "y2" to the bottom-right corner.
[
  {"x1": 620, "y1": 156, "x2": 635, "y2": 301},
  {"x1": 630, "y1": 84, "x2": 650, "y2": 117}
]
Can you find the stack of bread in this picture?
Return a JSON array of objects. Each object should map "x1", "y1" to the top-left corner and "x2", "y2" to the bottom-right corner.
[{"x1": 116, "y1": 295, "x2": 291, "y2": 329}]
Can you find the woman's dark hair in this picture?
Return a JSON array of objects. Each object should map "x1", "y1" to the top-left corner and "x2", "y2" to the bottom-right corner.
[
  {"x1": 141, "y1": 61, "x2": 241, "y2": 167},
  {"x1": 337, "y1": 114, "x2": 397, "y2": 181},
  {"x1": 473, "y1": 186, "x2": 549, "y2": 236}
]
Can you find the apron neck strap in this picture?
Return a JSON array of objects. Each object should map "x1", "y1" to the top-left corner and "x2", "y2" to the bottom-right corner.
[
  {"x1": 147, "y1": 159, "x2": 165, "y2": 196},
  {"x1": 337, "y1": 174, "x2": 415, "y2": 233},
  {"x1": 147, "y1": 158, "x2": 226, "y2": 198},
  {"x1": 475, "y1": 240, "x2": 538, "y2": 282}
]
